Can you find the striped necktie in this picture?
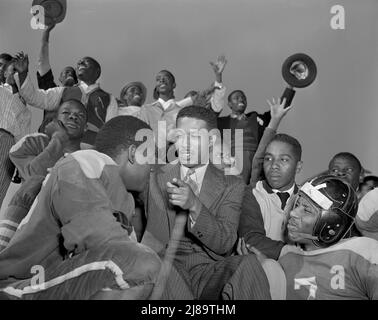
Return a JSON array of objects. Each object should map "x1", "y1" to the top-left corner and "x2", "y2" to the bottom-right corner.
[{"x1": 183, "y1": 168, "x2": 199, "y2": 196}]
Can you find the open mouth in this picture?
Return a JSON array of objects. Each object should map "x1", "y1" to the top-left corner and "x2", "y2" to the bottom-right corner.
[{"x1": 65, "y1": 123, "x2": 79, "y2": 129}]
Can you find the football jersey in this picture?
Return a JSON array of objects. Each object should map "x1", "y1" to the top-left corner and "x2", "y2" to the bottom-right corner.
[{"x1": 279, "y1": 237, "x2": 378, "y2": 300}]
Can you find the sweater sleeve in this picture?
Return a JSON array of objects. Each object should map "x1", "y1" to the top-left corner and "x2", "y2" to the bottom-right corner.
[
  {"x1": 239, "y1": 186, "x2": 285, "y2": 260},
  {"x1": 9, "y1": 134, "x2": 65, "y2": 180}
]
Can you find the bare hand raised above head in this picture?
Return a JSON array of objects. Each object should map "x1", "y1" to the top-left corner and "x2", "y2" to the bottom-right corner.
[
  {"x1": 266, "y1": 97, "x2": 292, "y2": 130},
  {"x1": 210, "y1": 54, "x2": 227, "y2": 76}
]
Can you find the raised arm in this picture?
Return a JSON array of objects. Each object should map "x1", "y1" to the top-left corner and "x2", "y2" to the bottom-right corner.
[
  {"x1": 38, "y1": 24, "x2": 55, "y2": 77},
  {"x1": 13, "y1": 52, "x2": 63, "y2": 111},
  {"x1": 178, "y1": 55, "x2": 227, "y2": 112},
  {"x1": 210, "y1": 54, "x2": 227, "y2": 85},
  {"x1": 249, "y1": 97, "x2": 291, "y2": 186}
]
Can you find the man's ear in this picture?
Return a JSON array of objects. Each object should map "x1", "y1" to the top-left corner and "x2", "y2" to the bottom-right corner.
[
  {"x1": 172, "y1": 82, "x2": 176, "y2": 90},
  {"x1": 359, "y1": 168, "x2": 365, "y2": 184},
  {"x1": 83, "y1": 123, "x2": 88, "y2": 132},
  {"x1": 127, "y1": 144, "x2": 137, "y2": 165},
  {"x1": 296, "y1": 160, "x2": 303, "y2": 174}
]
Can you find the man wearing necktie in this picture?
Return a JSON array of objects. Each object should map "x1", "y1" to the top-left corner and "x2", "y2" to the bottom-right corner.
[{"x1": 143, "y1": 106, "x2": 271, "y2": 300}]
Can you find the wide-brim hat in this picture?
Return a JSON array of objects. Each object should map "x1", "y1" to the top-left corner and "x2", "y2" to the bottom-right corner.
[
  {"x1": 32, "y1": 0, "x2": 67, "y2": 26},
  {"x1": 120, "y1": 81, "x2": 147, "y2": 105}
]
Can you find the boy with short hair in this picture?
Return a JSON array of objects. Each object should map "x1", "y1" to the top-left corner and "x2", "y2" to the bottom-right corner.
[
  {"x1": 238, "y1": 98, "x2": 301, "y2": 260},
  {"x1": 328, "y1": 152, "x2": 363, "y2": 191},
  {"x1": 10, "y1": 99, "x2": 88, "y2": 181},
  {"x1": 217, "y1": 89, "x2": 270, "y2": 184}
]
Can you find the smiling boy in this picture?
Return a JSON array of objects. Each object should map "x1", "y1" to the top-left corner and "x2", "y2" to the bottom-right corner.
[{"x1": 10, "y1": 99, "x2": 88, "y2": 181}]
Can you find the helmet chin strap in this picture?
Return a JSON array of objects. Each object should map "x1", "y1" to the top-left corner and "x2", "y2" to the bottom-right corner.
[{"x1": 291, "y1": 232, "x2": 319, "y2": 241}]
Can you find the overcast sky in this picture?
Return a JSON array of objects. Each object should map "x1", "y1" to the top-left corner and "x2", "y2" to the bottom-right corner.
[{"x1": 1, "y1": 0, "x2": 378, "y2": 213}]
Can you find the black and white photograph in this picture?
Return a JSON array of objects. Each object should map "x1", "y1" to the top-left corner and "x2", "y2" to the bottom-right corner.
[{"x1": 0, "y1": 0, "x2": 378, "y2": 309}]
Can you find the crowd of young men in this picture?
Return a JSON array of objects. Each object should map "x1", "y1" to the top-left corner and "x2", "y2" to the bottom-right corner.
[{"x1": 1, "y1": 21, "x2": 378, "y2": 300}]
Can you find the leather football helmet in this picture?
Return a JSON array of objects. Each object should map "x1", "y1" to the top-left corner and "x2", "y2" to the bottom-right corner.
[{"x1": 295, "y1": 175, "x2": 358, "y2": 248}]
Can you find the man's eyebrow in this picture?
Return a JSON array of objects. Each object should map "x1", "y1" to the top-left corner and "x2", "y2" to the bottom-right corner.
[
  {"x1": 280, "y1": 153, "x2": 294, "y2": 158},
  {"x1": 264, "y1": 152, "x2": 293, "y2": 158}
]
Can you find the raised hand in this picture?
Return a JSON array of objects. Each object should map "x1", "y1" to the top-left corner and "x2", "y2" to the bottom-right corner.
[
  {"x1": 13, "y1": 52, "x2": 29, "y2": 74},
  {"x1": 266, "y1": 97, "x2": 292, "y2": 130},
  {"x1": 210, "y1": 54, "x2": 227, "y2": 76}
]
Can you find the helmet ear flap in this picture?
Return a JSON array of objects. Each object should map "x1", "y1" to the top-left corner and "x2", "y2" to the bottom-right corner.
[{"x1": 313, "y1": 208, "x2": 354, "y2": 247}]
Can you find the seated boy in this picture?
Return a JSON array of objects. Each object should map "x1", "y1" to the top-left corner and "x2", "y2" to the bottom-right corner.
[
  {"x1": 10, "y1": 99, "x2": 88, "y2": 181},
  {"x1": 238, "y1": 98, "x2": 302, "y2": 260}
]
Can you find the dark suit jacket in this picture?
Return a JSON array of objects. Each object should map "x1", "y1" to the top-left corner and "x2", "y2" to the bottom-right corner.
[{"x1": 141, "y1": 163, "x2": 245, "y2": 263}]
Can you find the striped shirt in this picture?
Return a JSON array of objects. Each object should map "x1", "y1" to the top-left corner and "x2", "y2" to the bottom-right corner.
[{"x1": 0, "y1": 84, "x2": 31, "y2": 141}]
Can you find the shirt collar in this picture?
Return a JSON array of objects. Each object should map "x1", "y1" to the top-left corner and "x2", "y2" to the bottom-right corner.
[
  {"x1": 79, "y1": 81, "x2": 100, "y2": 94},
  {"x1": 262, "y1": 180, "x2": 297, "y2": 196},
  {"x1": 230, "y1": 112, "x2": 247, "y2": 121},
  {"x1": 180, "y1": 162, "x2": 209, "y2": 193},
  {"x1": 158, "y1": 98, "x2": 175, "y2": 110},
  {"x1": 272, "y1": 183, "x2": 296, "y2": 196}
]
